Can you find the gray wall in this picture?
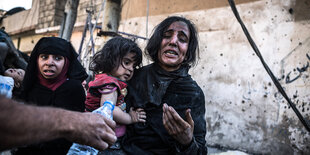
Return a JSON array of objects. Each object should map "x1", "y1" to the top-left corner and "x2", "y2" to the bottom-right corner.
[{"x1": 119, "y1": 0, "x2": 310, "y2": 154}]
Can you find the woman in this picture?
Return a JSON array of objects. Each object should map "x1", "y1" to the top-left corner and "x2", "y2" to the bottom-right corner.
[
  {"x1": 121, "y1": 16, "x2": 207, "y2": 154},
  {"x1": 15, "y1": 37, "x2": 88, "y2": 155}
]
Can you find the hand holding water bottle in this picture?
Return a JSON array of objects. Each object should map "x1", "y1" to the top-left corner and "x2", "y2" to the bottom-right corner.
[
  {"x1": 67, "y1": 101, "x2": 116, "y2": 155},
  {"x1": 66, "y1": 110, "x2": 117, "y2": 151}
]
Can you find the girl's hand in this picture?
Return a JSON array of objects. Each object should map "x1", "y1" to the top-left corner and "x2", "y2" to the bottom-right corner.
[{"x1": 129, "y1": 107, "x2": 146, "y2": 123}]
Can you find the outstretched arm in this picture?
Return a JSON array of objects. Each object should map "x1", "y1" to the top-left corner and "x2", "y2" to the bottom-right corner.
[
  {"x1": 114, "y1": 107, "x2": 146, "y2": 124},
  {"x1": 0, "y1": 95, "x2": 117, "y2": 151}
]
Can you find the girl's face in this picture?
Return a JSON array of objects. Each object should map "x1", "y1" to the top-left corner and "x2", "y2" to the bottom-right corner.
[
  {"x1": 110, "y1": 52, "x2": 137, "y2": 81},
  {"x1": 37, "y1": 54, "x2": 65, "y2": 79}
]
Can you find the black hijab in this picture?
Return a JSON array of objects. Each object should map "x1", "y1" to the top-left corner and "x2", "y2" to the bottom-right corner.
[{"x1": 22, "y1": 37, "x2": 88, "y2": 93}]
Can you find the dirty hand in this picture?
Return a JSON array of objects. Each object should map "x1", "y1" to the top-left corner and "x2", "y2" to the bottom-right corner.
[
  {"x1": 129, "y1": 107, "x2": 146, "y2": 123},
  {"x1": 65, "y1": 112, "x2": 117, "y2": 151},
  {"x1": 162, "y1": 103, "x2": 194, "y2": 145}
]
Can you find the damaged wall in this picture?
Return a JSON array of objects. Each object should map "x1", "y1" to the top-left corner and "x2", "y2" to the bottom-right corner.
[
  {"x1": 119, "y1": 0, "x2": 310, "y2": 154},
  {"x1": 1, "y1": 0, "x2": 309, "y2": 154}
]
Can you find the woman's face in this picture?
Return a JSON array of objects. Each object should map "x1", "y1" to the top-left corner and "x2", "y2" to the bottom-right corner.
[
  {"x1": 157, "y1": 21, "x2": 190, "y2": 72},
  {"x1": 4, "y1": 68, "x2": 25, "y2": 88},
  {"x1": 37, "y1": 54, "x2": 65, "y2": 79}
]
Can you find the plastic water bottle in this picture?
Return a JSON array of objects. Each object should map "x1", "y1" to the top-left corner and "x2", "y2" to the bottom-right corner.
[{"x1": 67, "y1": 101, "x2": 115, "y2": 155}]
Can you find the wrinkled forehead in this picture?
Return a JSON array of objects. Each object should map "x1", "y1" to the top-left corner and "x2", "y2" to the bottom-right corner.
[{"x1": 166, "y1": 21, "x2": 190, "y2": 37}]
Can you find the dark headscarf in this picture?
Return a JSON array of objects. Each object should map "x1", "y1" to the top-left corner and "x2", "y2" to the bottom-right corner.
[{"x1": 22, "y1": 37, "x2": 88, "y2": 93}]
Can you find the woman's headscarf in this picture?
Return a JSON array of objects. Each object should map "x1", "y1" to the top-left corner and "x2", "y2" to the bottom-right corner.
[{"x1": 22, "y1": 37, "x2": 88, "y2": 92}]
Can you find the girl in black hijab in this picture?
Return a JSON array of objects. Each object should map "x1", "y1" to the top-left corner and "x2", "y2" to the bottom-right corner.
[{"x1": 15, "y1": 37, "x2": 88, "y2": 155}]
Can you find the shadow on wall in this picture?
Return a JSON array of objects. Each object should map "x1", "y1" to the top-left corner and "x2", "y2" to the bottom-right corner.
[{"x1": 291, "y1": 0, "x2": 310, "y2": 21}]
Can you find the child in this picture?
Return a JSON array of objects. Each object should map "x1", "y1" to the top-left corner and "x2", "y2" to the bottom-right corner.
[
  {"x1": 85, "y1": 37, "x2": 146, "y2": 147},
  {"x1": 4, "y1": 68, "x2": 25, "y2": 89},
  {"x1": 0, "y1": 68, "x2": 25, "y2": 99},
  {"x1": 16, "y1": 37, "x2": 87, "y2": 154}
]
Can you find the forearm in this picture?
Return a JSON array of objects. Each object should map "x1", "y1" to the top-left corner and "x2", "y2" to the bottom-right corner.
[
  {"x1": 100, "y1": 90, "x2": 132, "y2": 124},
  {"x1": 0, "y1": 95, "x2": 73, "y2": 150},
  {"x1": 179, "y1": 113, "x2": 207, "y2": 154},
  {"x1": 176, "y1": 137, "x2": 207, "y2": 155},
  {"x1": 113, "y1": 107, "x2": 132, "y2": 124}
]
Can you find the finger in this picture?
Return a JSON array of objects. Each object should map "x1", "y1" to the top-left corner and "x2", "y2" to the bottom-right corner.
[
  {"x1": 139, "y1": 113, "x2": 146, "y2": 118},
  {"x1": 89, "y1": 125, "x2": 117, "y2": 151},
  {"x1": 164, "y1": 104, "x2": 182, "y2": 133},
  {"x1": 96, "y1": 115, "x2": 117, "y2": 141},
  {"x1": 185, "y1": 109, "x2": 194, "y2": 129},
  {"x1": 139, "y1": 111, "x2": 146, "y2": 115},
  {"x1": 101, "y1": 130, "x2": 117, "y2": 145},
  {"x1": 101, "y1": 115, "x2": 116, "y2": 129},
  {"x1": 162, "y1": 104, "x2": 171, "y2": 125},
  {"x1": 91, "y1": 140, "x2": 110, "y2": 151},
  {"x1": 167, "y1": 106, "x2": 190, "y2": 130},
  {"x1": 136, "y1": 108, "x2": 145, "y2": 112},
  {"x1": 163, "y1": 103, "x2": 168, "y2": 113},
  {"x1": 163, "y1": 107, "x2": 178, "y2": 134},
  {"x1": 139, "y1": 117, "x2": 146, "y2": 122},
  {"x1": 138, "y1": 111, "x2": 147, "y2": 122}
]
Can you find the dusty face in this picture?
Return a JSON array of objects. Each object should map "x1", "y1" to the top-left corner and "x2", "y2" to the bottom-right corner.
[
  {"x1": 110, "y1": 52, "x2": 137, "y2": 81},
  {"x1": 158, "y1": 21, "x2": 190, "y2": 72},
  {"x1": 4, "y1": 68, "x2": 25, "y2": 88},
  {"x1": 37, "y1": 54, "x2": 65, "y2": 79}
]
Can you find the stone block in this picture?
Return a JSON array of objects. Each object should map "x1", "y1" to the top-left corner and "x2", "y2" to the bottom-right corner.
[{"x1": 43, "y1": 23, "x2": 48, "y2": 28}]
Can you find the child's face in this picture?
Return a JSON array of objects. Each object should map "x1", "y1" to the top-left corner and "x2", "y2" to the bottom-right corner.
[
  {"x1": 110, "y1": 52, "x2": 137, "y2": 81},
  {"x1": 4, "y1": 68, "x2": 25, "y2": 88},
  {"x1": 37, "y1": 54, "x2": 65, "y2": 79}
]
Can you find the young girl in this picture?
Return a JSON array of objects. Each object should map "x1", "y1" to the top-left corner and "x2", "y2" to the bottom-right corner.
[
  {"x1": 16, "y1": 37, "x2": 88, "y2": 154},
  {"x1": 85, "y1": 36, "x2": 146, "y2": 147}
]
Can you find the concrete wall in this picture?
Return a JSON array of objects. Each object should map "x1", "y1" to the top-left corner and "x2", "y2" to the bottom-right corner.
[
  {"x1": 1, "y1": 0, "x2": 59, "y2": 53},
  {"x1": 1, "y1": 0, "x2": 309, "y2": 154},
  {"x1": 1, "y1": 0, "x2": 39, "y2": 35},
  {"x1": 37, "y1": 0, "x2": 66, "y2": 29},
  {"x1": 119, "y1": 0, "x2": 310, "y2": 154}
]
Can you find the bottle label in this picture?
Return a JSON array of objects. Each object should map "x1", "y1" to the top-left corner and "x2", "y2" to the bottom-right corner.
[{"x1": 93, "y1": 101, "x2": 114, "y2": 119}]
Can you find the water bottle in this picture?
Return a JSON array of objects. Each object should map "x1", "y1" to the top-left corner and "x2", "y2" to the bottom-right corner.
[
  {"x1": 93, "y1": 101, "x2": 114, "y2": 119},
  {"x1": 67, "y1": 101, "x2": 115, "y2": 155}
]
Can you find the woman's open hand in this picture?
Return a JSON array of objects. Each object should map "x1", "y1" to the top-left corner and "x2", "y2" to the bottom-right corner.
[{"x1": 162, "y1": 103, "x2": 194, "y2": 145}]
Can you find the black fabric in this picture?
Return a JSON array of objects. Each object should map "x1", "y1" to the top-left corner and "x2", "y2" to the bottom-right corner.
[
  {"x1": 0, "y1": 29, "x2": 28, "y2": 70},
  {"x1": 16, "y1": 37, "x2": 87, "y2": 155},
  {"x1": 14, "y1": 80, "x2": 86, "y2": 155},
  {"x1": 0, "y1": 59, "x2": 4, "y2": 75},
  {"x1": 23, "y1": 80, "x2": 85, "y2": 110},
  {"x1": 123, "y1": 63, "x2": 207, "y2": 155}
]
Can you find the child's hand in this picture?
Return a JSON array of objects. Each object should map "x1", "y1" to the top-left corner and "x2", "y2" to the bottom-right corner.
[{"x1": 129, "y1": 107, "x2": 146, "y2": 123}]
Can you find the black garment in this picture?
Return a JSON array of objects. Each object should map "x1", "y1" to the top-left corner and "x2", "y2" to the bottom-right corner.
[
  {"x1": 16, "y1": 37, "x2": 87, "y2": 155},
  {"x1": 123, "y1": 63, "x2": 207, "y2": 155},
  {"x1": 0, "y1": 29, "x2": 28, "y2": 70},
  {"x1": 23, "y1": 79, "x2": 85, "y2": 111},
  {"x1": 14, "y1": 80, "x2": 86, "y2": 155}
]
